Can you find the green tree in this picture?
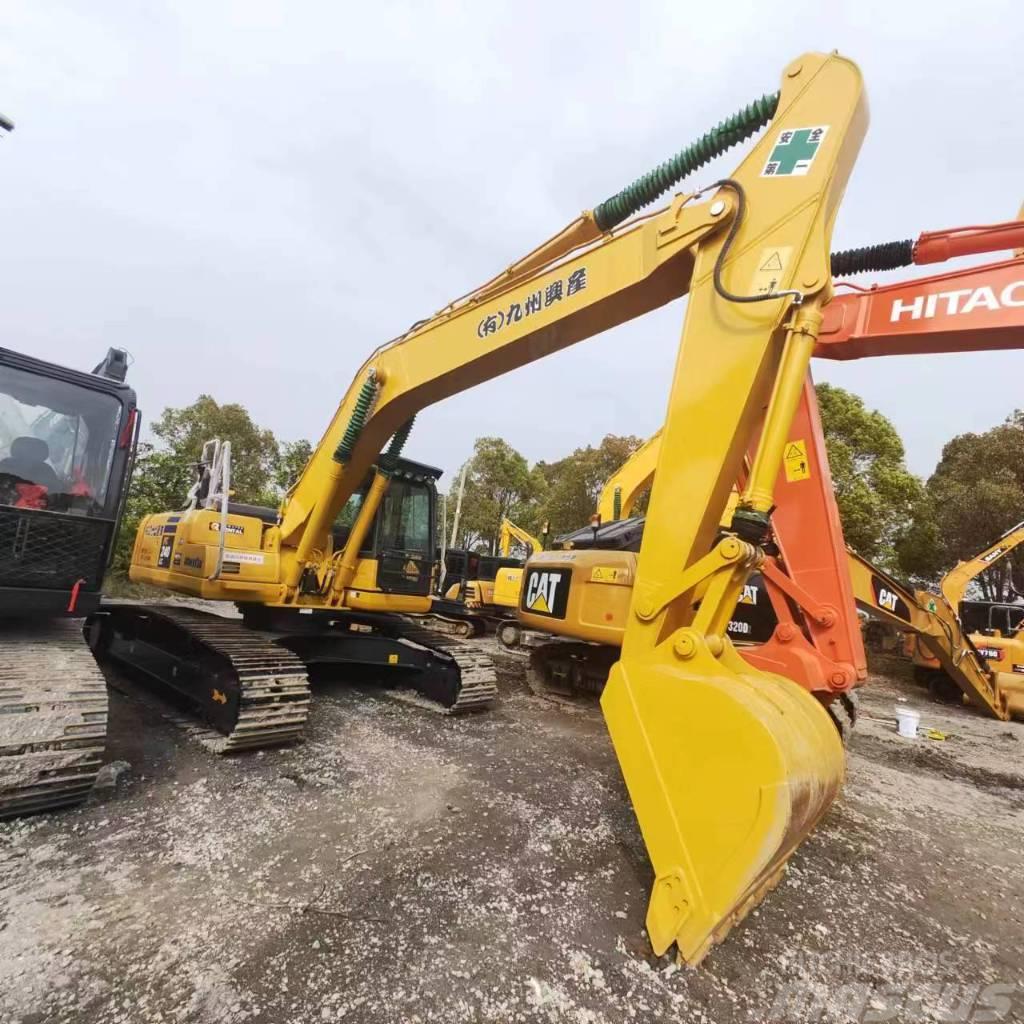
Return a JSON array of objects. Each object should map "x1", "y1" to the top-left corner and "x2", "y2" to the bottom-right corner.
[
  {"x1": 151, "y1": 395, "x2": 279, "y2": 502},
  {"x1": 450, "y1": 437, "x2": 543, "y2": 552},
  {"x1": 816, "y1": 383, "x2": 922, "y2": 568},
  {"x1": 274, "y1": 438, "x2": 314, "y2": 494},
  {"x1": 110, "y1": 396, "x2": 286, "y2": 578},
  {"x1": 536, "y1": 434, "x2": 644, "y2": 539},
  {"x1": 899, "y1": 409, "x2": 1024, "y2": 599}
]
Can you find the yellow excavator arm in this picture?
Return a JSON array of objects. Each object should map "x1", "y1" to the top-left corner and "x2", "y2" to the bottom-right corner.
[
  {"x1": 596, "y1": 430, "x2": 662, "y2": 522},
  {"x1": 132, "y1": 52, "x2": 869, "y2": 963},
  {"x1": 940, "y1": 520, "x2": 1024, "y2": 610},
  {"x1": 498, "y1": 517, "x2": 543, "y2": 558}
]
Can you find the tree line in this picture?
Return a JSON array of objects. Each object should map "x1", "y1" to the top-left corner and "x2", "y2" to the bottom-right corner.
[{"x1": 114, "y1": 388, "x2": 1024, "y2": 601}]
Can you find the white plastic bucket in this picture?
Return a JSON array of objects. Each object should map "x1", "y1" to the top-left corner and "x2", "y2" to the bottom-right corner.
[{"x1": 895, "y1": 706, "x2": 921, "y2": 739}]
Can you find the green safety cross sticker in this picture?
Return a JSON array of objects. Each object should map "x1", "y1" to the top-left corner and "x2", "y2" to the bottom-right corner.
[{"x1": 761, "y1": 126, "x2": 828, "y2": 177}]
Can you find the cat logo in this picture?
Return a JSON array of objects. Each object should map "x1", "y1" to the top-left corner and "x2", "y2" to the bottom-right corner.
[
  {"x1": 738, "y1": 584, "x2": 758, "y2": 605},
  {"x1": 870, "y1": 575, "x2": 912, "y2": 623},
  {"x1": 521, "y1": 567, "x2": 571, "y2": 619}
]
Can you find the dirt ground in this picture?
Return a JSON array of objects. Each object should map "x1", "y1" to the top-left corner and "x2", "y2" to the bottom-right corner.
[{"x1": 1, "y1": 644, "x2": 1023, "y2": 1024}]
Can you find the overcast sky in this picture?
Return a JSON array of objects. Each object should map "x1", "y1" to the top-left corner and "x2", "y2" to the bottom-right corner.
[{"x1": 1, "y1": 1, "x2": 1021, "y2": 485}]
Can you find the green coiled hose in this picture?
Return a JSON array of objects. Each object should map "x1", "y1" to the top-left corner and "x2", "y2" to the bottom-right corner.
[
  {"x1": 592, "y1": 92, "x2": 780, "y2": 232},
  {"x1": 378, "y1": 416, "x2": 416, "y2": 472},
  {"x1": 333, "y1": 374, "x2": 379, "y2": 464}
]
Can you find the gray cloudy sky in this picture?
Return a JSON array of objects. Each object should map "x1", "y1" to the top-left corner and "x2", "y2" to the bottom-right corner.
[{"x1": 1, "y1": 1, "x2": 1021, "y2": 484}]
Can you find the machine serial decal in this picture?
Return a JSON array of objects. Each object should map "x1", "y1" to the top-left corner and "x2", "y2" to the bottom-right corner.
[
  {"x1": 521, "y1": 568, "x2": 571, "y2": 618},
  {"x1": 761, "y1": 126, "x2": 828, "y2": 177},
  {"x1": 477, "y1": 267, "x2": 588, "y2": 339},
  {"x1": 976, "y1": 646, "x2": 1003, "y2": 661},
  {"x1": 182, "y1": 556, "x2": 203, "y2": 570},
  {"x1": 223, "y1": 550, "x2": 265, "y2": 565}
]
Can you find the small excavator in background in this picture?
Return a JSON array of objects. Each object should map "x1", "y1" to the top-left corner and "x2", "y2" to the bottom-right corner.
[
  {"x1": 431, "y1": 516, "x2": 545, "y2": 637},
  {"x1": 913, "y1": 520, "x2": 1024, "y2": 693},
  {"x1": 87, "y1": 54, "x2": 1022, "y2": 962}
]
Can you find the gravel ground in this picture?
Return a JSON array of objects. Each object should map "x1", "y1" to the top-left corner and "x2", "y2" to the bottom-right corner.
[{"x1": 1, "y1": 646, "x2": 1023, "y2": 1024}]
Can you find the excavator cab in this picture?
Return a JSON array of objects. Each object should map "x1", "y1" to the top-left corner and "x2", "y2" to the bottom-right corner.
[
  {"x1": 962, "y1": 601, "x2": 1024, "y2": 639},
  {"x1": 0, "y1": 347, "x2": 137, "y2": 617},
  {"x1": 366, "y1": 464, "x2": 440, "y2": 597}
]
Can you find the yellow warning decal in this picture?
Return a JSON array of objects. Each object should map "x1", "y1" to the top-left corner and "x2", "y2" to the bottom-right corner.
[
  {"x1": 591, "y1": 566, "x2": 625, "y2": 584},
  {"x1": 387, "y1": 654, "x2": 399, "y2": 665},
  {"x1": 783, "y1": 439, "x2": 811, "y2": 482}
]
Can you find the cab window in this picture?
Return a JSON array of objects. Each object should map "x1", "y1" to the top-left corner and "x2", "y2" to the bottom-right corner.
[
  {"x1": 0, "y1": 365, "x2": 121, "y2": 515},
  {"x1": 377, "y1": 479, "x2": 431, "y2": 554}
]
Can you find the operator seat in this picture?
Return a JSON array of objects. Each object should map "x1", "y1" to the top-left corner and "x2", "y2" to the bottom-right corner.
[{"x1": 0, "y1": 436, "x2": 61, "y2": 491}]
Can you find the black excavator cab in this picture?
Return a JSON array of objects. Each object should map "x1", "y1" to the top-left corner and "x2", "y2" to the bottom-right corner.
[{"x1": 0, "y1": 347, "x2": 138, "y2": 617}]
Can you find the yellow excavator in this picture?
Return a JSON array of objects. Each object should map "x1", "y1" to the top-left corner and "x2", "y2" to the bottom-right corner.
[
  {"x1": 920, "y1": 521, "x2": 1024, "y2": 687},
  {"x1": 858, "y1": 520, "x2": 1024, "y2": 715},
  {"x1": 442, "y1": 516, "x2": 543, "y2": 611},
  {"x1": 92, "y1": 53, "x2": 1017, "y2": 962}
]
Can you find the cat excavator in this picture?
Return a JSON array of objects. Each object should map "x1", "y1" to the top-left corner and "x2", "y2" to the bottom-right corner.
[
  {"x1": 850, "y1": 519, "x2": 1024, "y2": 717},
  {"x1": 931, "y1": 521, "x2": 1024, "y2": 689},
  {"x1": 92, "y1": 52, "x2": 1016, "y2": 961},
  {"x1": 847, "y1": 550, "x2": 1023, "y2": 719}
]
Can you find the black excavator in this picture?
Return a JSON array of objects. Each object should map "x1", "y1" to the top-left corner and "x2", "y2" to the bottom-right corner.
[{"x1": 0, "y1": 343, "x2": 138, "y2": 816}]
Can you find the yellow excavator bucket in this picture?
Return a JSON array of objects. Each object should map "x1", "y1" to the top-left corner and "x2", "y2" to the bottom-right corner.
[{"x1": 603, "y1": 640, "x2": 843, "y2": 962}]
